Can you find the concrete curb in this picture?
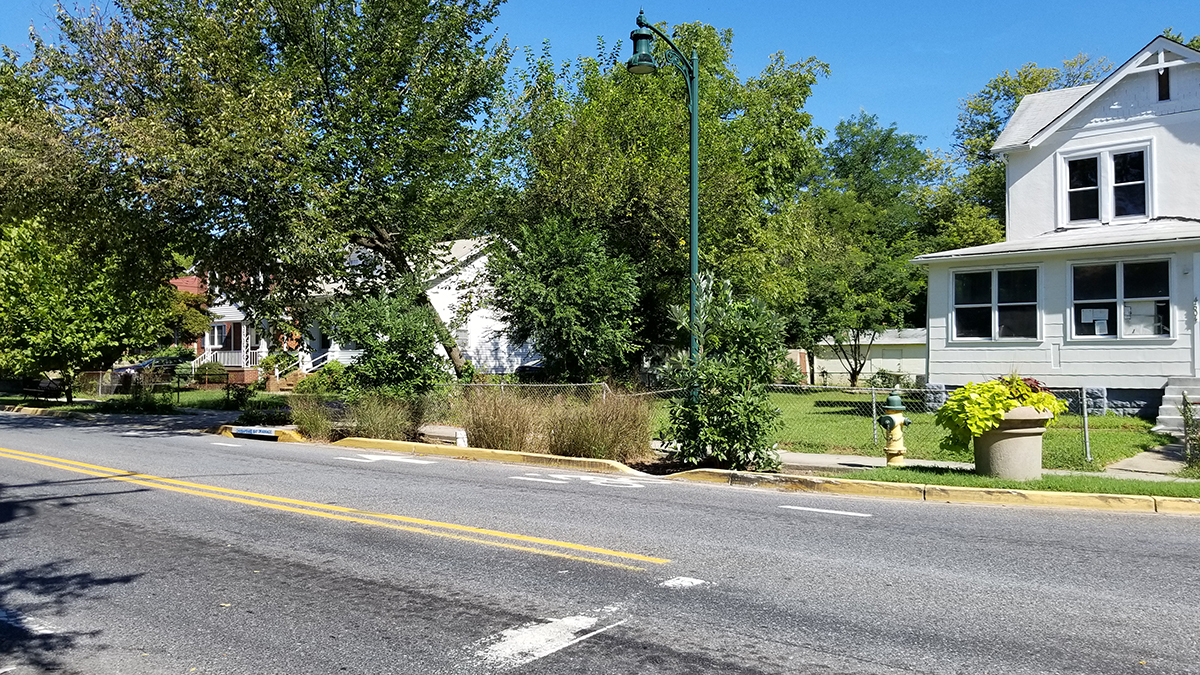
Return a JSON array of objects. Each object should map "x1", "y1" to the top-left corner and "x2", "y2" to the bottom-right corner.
[
  {"x1": 1, "y1": 405, "x2": 95, "y2": 421},
  {"x1": 666, "y1": 468, "x2": 1195, "y2": 515},
  {"x1": 213, "y1": 425, "x2": 304, "y2": 443},
  {"x1": 332, "y1": 437, "x2": 646, "y2": 476}
]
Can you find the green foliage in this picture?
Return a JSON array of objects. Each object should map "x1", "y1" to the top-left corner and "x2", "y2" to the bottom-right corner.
[
  {"x1": 193, "y1": 361, "x2": 228, "y2": 384},
  {"x1": 346, "y1": 396, "x2": 419, "y2": 441},
  {"x1": 1180, "y1": 393, "x2": 1200, "y2": 469},
  {"x1": 165, "y1": 290, "x2": 212, "y2": 346},
  {"x1": 235, "y1": 406, "x2": 292, "y2": 427},
  {"x1": 258, "y1": 352, "x2": 298, "y2": 377},
  {"x1": 663, "y1": 275, "x2": 785, "y2": 471},
  {"x1": 489, "y1": 217, "x2": 641, "y2": 382},
  {"x1": 865, "y1": 370, "x2": 914, "y2": 390},
  {"x1": 0, "y1": 219, "x2": 174, "y2": 402},
  {"x1": 325, "y1": 288, "x2": 452, "y2": 397},
  {"x1": 8, "y1": 0, "x2": 510, "y2": 375},
  {"x1": 503, "y1": 27, "x2": 827, "y2": 350},
  {"x1": 96, "y1": 379, "x2": 176, "y2": 414},
  {"x1": 776, "y1": 359, "x2": 807, "y2": 385},
  {"x1": 149, "y1": 345, "x2": 198, "y2": 359},
  {"x1": 545, "y1": 396, "x2": 653, "y2": 463},
  {"x1": 935, "y1": 375, "x2": 1069, "y2": 450},
  {"x1": 294, "y1": 362, "x2": 351, "y2": 396},
  {"x1": 1163, "y1": 27, "x2": 1200, "y2": 50}
]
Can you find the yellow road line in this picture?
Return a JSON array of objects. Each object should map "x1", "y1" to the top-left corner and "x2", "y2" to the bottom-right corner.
[{"x1": 0, "y1": 447, "x2": 669, "y2": 571}]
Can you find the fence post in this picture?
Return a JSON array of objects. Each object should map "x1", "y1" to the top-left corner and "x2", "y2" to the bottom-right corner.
[
  {"x1": 871, "y1": 388, "x2": 878, "y2": 447},
  {"x1": 1081, "y1": 387, "x2": 1092, "y2": 463}
]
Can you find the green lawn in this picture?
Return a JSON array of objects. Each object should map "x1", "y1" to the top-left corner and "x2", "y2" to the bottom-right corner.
[
  {"x1": 834, "y1": 465, "x2": 1200, "y2": 499},
  {"x1": 653, "y1": 389, "x2": 1174, "y2": 472}
]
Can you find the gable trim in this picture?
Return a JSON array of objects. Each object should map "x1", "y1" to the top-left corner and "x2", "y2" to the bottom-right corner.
[{"x1": 1026, "y1": 36, "x2": 1200, "y2": 149}]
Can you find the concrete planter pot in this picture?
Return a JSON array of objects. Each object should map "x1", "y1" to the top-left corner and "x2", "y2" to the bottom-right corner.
[{"x1": 972, "y1": 406, "x2": 1053, "y2": 480}]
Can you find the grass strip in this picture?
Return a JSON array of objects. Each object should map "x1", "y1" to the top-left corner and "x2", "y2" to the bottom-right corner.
[{"x1": 834, "y1": 466, "x2": 1200, "y2": 499}]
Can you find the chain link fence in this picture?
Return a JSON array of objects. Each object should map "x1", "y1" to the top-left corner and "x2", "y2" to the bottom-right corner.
[{"x1": 423, "y1": 382, "x2": 1102, "y2": 467}]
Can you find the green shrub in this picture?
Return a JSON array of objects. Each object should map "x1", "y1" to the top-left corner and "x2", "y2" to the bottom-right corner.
[
  {"x1": 865, "y1": 369, "x2": 914, "y2": 389},
  {"x1": 294, "y1": 361, "x2": 351, "y2": 396},
  {"x1": 259, "y1": 351, "x2": 298, "y2": 376},
  {"x1": 776, "y1": 359, "x2": 807, "y2": 385},
  {"x1": 96, "y1": 379, "x2": 176, "y2": 414},
  {"x1": 663, "y1": 275, "x2": 785, "y2": 472},
  {"x1": 464, "y1": 388, "x2": 536, "y2": 453},
  {"x1": 546, "y1": 395, "x2": 652, "y2": 463},
  {"x1": 291, "y1": 395, "x2": 335, "y2": 441},
  {"x1": 193, "y1": 361, "x2": 228, "y2": 384}
]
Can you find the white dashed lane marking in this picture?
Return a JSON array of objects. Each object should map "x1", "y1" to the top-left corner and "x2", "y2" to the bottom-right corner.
[
  {"x1": 211, "y1": 442, "x2": 243, "y2": 447},
  {"x1": 779, "y1": 505, "x2": 873, "y2": 518}
]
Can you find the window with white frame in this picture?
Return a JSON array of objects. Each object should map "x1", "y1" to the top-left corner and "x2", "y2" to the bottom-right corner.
[
  {"x1": 953, "y1": 268, "x2": 1039, "y2": 340},
  {"x1": 1071, "y1": 260, "x2": 1170, "y2": 338},
  {"x1": 1063, "y1": 145, "x2": 1149, "y2": 225},
  {"x1": 210, "y1": 324, "x2": 228, "y2": 350}
]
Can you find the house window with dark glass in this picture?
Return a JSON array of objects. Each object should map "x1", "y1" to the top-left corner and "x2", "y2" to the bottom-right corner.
[
  {"x1": 1072, "y1": 260, "x2": 1169, "y2": 338},
  {"x1": 954, "y1": 268, "x2": 1039, "y2": 340},
  {"x1": 1112, "y1": 151, "x2": 1146, "y2": 217},
  {"x1": 1067, "y1": 157, "x2": 1099, "y2": 222}
]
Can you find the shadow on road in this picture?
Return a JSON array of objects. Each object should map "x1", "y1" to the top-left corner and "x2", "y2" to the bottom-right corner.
[
  {"x1": 0, "y1": 482, "x2": 145, "y2": 672},
  {"x1": 0, "y1": 409, "x2": 241, "y2": 439}
]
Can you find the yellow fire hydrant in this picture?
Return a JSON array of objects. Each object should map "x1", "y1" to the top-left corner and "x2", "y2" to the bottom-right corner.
[{"x1": 876, "y1": 388, "x2": 912, "y2": 467}]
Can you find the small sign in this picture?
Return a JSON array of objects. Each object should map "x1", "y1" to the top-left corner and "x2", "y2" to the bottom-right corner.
[{"x1": 231, "y1": 427, "x2": 277, "y2": 436}]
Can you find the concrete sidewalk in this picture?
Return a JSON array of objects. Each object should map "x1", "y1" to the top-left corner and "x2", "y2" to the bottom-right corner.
[{"x1": 779, "y1": 444, "x2": 1197, "y2": 483}]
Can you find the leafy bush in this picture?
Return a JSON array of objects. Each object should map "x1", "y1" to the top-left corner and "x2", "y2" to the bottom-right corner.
[
  {"x1": 866, "y1": 369, "x2": 914, "y2": 389},
  {"x1": 193, "y1": 361, "x2": 228, "y2": 384},
  {"x1": 546, "y1": 395, "x2": 652, "y2": 463},
  {"x1": 294, "y1": 361, "x2": 351, "y2": 396},
  {"x1": 258, "y1": 351, "x2": 298, "y2": 377},
  {"x1": 223, "y1": 382, "x2": 254, "y2": 410},
  {"x1": 290, "y1": 395, "x2": 335, "y2": 442},
  {"x1": 776, "y1": 359, "x2": 807, "y2": 385},
  {"x1": 324, "y1": 287, "x2": 453, "y2": 396},
  {"x1": 96, "y1": 379, "x2": 176, "y2": 414},
  {"x1": 662, "y1": 275, "x2": 785, "y2": 471},
  {"x1": 1180, "y1": 393, "x2": 1200, "y2": 470},
  {"x1": 148, "y1": 345, "x2": 197, "y2": 359},
  {"x1": 935, "y1": 375, "x2": 1069, "y2": 450},
  {"x1": 464, "y1": 388, "x2": 536, "y2": 453}
]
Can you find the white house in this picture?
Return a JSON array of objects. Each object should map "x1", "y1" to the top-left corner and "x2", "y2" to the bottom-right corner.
[
  {"x1": 195, "y1": 237, "x2": 534, "y2": 376},
  {"x1": 914, "y1": 36, "x2": 1200, "y2": 426},
  {"x1": 813, "y1": 329, "x2": 928, "y2": 386}
]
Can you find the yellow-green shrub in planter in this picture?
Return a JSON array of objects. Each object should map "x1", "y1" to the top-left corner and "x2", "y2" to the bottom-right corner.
[{"x1": 935, "y1": 375, "x2": 1068, "y2": 480}]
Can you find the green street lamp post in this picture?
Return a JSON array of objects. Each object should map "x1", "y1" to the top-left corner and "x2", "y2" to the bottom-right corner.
[{"x1": 627, "y1": 10, "x2": 699, "y2": 363}]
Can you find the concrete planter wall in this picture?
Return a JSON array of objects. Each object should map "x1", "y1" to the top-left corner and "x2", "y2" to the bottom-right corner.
[{"x1": 973, "y1": 406, "x2": 1054, "y2": 480}]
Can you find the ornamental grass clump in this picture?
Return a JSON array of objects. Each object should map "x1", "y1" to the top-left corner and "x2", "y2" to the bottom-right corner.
[
  {"x1": 935, "y1": 374, "x2": 1068, "y2": 450},
  {"x1": 546, "y1": 395, "x2": 653, "y2": 463}
]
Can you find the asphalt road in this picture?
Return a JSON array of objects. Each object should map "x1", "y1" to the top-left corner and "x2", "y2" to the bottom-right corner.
[{"x1": 1, "y1": 412, "x2": 1198, "y2": 674}]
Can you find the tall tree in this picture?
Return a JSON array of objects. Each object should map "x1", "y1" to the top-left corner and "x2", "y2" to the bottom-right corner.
[
  {"x1": 500, "y1": 25, "x2": 827, "y2": 355},
  {"x1": 0, "y1": 219, "x2": 174, "y2": 401},
  {"x1": 4, "y1": 0, "x2": 511, "y2": 377}
]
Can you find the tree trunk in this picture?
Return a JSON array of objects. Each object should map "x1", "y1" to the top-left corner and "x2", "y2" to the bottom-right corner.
[{"x1": 416, "y1": 292, "x2": 467, "y2": 378}]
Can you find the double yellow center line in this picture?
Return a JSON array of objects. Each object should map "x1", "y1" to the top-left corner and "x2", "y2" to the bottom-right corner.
[{"x1": 0, "y1": 447, "x2": 670, "y2": 571}]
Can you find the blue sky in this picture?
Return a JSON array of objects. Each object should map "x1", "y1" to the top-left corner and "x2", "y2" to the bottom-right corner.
[{"x1": 2, "y1": 0, "x2": 1195, "y2": 152}]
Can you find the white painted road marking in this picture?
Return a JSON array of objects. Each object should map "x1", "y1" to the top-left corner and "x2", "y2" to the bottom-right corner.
[
  {"x1": 334, "y1": 454, "x2": 437, "y2": 465},
  {"x1": 211, "y1": 442, "x2": 243, "y2": 447},
  {"x1": 660, "y1": 576, "x2": 707, "y2": 588},
  {"x1": 511, "y1": 473, "x2": 668, "y2": 489},
  {"x1": 474, "y1": 615, "x2": 628, "y2": 669},
  {"x1": 779, "y1": 505, "x2": 873, "y2": 518}
]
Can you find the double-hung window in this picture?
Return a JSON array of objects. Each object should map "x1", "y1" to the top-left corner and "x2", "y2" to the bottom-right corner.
[
  {"x1": 1062, "y1": 144, "x2": 1150, "y2": 225},
  {"x1": 953, "y1": 268, "x2": 1039, "y2": 340},
  {"x1": 1071, "y1": 260, "x2": 1170, "y2": 338}
]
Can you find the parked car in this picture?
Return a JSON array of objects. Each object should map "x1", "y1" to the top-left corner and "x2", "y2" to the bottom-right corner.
[{"x1": 114, "y1": 356, "x2": 192, "y2": 375}]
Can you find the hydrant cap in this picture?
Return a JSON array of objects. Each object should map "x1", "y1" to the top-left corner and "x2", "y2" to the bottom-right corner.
[{"x1": 883, "y1": 389, "x2": 905, "y2": 411}]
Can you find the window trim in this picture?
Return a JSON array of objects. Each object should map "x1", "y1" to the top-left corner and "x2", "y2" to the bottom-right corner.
[
  {"x1": 949, "y1": 265, "x2": 1042, "y2": 343},
  {"x1": 1056, "y1": 139, "x2": 1154, "y2": 229},
  {"x1": 1068, "y1": 258, "x2": 1172, "y2": 340}
]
